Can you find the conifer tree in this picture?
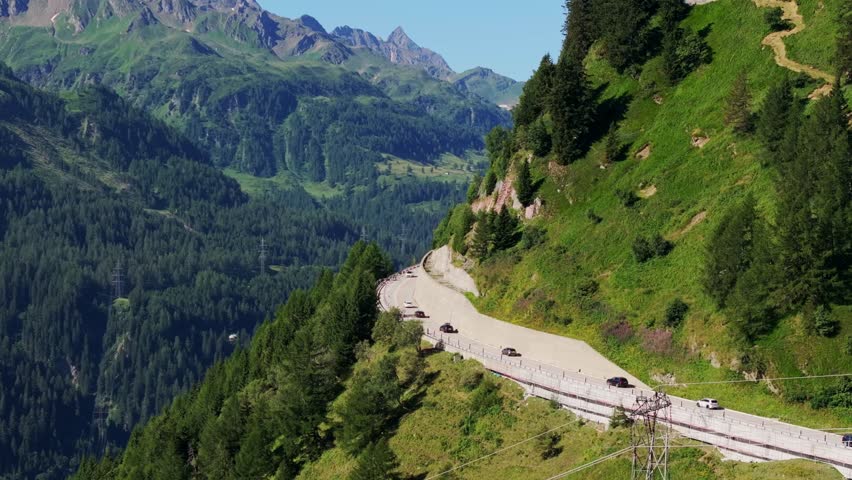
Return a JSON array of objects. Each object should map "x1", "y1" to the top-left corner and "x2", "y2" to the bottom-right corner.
[
  {"x1": 604, "y1": 125, "x2": 620, "y2": 163},
  {"x1": 598, "y1": 0, "x2": 656, "y2": 72},
  {"x1": 492, "y1": 208, "x2": 520, "y2": 251},
  {"x1": 704, "y1": 194, "x2": 759, "y2": 308},
  {"x1": 514, "y1": 55, "x2": 556, "y2": 127},
  {"x1": 659, "y1": 0, "x2": 690, "y2": 31},
  {"x1": 756, "y1": 77, "x2": 794, "y2": 154},
  {"x1": 466, "y1": 174, "x2": 482, "y2": 203},
  {"x1": 469, "y1": 213, "x2": 493, "y2": 259},
  {"x1": 483, "y1": 169, "x2": 498, "y2": 196},
  {"x1": 775, "y1": 90, "x2": 851, "y2": 308},
  {"x1": 562, "y1": 0, "x2": 599, "y2": 64},
  {"x1": 724, "y1": 71, "x2": 752, "y2": 133},
  {"x1": 349, "y1": 440, "x2": 400, "y2": 480},
  {"x1": 551, "y1": 58, "x2": 593, "y2": 165},
  {"x1": 515, "y1": 160, "x2": 534, "y2": 207},
  {"x1": 526, "y1": 118, "x2": 552, "y2": 157}
]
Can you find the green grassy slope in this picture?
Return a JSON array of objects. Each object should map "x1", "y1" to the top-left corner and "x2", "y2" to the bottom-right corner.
[
  {"x1": 452, "y1": 0, "x2": 852, "y2": 428},
  {"x1": 300, "y1": 351, "x2": 843, "y2": 479}
]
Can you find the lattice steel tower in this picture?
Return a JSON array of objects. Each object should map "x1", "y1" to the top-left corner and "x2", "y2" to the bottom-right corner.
[{"x1": 630, "y1": 391, "x2": 672, "y2": 480}]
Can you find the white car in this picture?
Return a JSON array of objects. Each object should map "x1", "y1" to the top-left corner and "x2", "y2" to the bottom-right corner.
[
  {"x1": 403, "y1": 300, "x2": 415, "y2": 308},
  {"x1": 696, "y1": 398, "x2": 721, "y2": 410}
]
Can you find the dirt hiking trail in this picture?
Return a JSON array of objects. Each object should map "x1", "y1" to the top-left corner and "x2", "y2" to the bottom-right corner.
[{"x1": 752, "y1": 0, "x2": 835, "y2": 98}]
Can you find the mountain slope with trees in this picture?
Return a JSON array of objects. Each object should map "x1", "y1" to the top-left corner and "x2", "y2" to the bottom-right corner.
[
  {"x1": 0, "y1": 64, "x2": 468, "y2": 479},
  {"x1": 434, "y1": 0, "x2": 852, "y2": 429},
  {"x1": 69, "y1": 244, "x2": 842, "y2": 480}
]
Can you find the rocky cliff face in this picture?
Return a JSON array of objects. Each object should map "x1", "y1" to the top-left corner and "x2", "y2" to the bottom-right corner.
[{"x1": 332, "y1": 25, "x2": 454, "y2": 80}]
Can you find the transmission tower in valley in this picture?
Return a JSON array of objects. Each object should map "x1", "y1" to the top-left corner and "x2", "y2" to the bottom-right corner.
[{"x1": 630, "y1": 391, "x2": 672, "y2": 480}]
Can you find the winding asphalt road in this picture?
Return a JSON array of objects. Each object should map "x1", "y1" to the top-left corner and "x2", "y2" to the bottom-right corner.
[{"x1": 378, "y1": 253, "x2": 852, "y2": 476}]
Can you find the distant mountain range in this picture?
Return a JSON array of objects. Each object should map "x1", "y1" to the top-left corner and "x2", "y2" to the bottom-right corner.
[{"x1": 0, "y1": 0, "x2": 524, "y2": 105}]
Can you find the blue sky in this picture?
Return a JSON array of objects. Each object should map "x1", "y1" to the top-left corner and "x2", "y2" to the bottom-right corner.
[{"x1": 258, "y1": 0, "x2": 565, "y2": 81}]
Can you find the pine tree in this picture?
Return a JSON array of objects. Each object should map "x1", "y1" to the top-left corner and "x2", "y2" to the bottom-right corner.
[
  {"x1": 349, "y1": 440, "x2": 400, "y2": 480},
  {"x1": 526, "y1": 118, "x2": 552, "y2": 157},
  {"x1": 562, "y1": 0, "x2": 599, "y2": 64},
  {"x1": 724, "y1": 71, "x2": 752, "y2": 133},
  {"x1": 775, "y1": 90, "x2": 851, "y2": 309},
  {"x1": 659, "y1": 0, "x2": 690, "y2": 31},
  {"x1": 515, "y1": 160, "x2": 534, "y2": 207},
  {"x1": 551, "y1": 58, "x2": 594, "y2": 165},
  {"x1": 469, "y1": 214, "x2": 493, "y2": 259},
  {"x1": 483, "y1": 169, "x2": 497, "y2": 196},
  {"x1": 492, "y1": 208, "x2": 519, "y2": 251},
  {"x1": 597, "y1": 0, "x2": 656, "y2": 72},
  {"x1": 704, "y1": 194, "x2": 759, "y2": 308},
  {"x1": 514, "y1": 55, "x2": 556, "y2": 127},
  {"x1": 603, "y1": 125, "x2": 620, "y2": 163},
  {"x1": 466, "y1": 174, "x2": 482, "y2": 203},
  {"x1": 756, "y1": 77, "x2": 794, "y2": 154}
]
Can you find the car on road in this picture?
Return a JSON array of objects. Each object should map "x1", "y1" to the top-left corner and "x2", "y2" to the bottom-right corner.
[
  {"x1": 843, "y1": 434, "x2": 852, "y2": 447},
  {"x1": 501, "y1": 347, "x2": 521, "y2": 357},
  {"x1": 405, "y1": 272, "x2": 416, "y2": 278},
  {"x1": 606, "y1": 377, "x2": 629, "y2": 388},
  {"x1": 439, "y1": 323, "x2": 457, "y2": 333},
  {"x1": 696, "y1": 398, "x2": 722, "y2": 410},
  {"x1": 414, "y1": 310, "x2": 427, "y2": 318},
  {"x1": 403, "y1": 300, "x2": 415, "y2": 308}
]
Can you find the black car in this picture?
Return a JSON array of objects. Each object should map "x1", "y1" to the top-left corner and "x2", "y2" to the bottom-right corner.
[
  {"x1": 843, "y1": 434, "x2": 852, "y2": 447},
  {"x1": 501, "y1": 347, "x2": 521, "y2": 357},
  {"x1": 439, "y1": 323, "x2": 457, "y2": 333},
  {"x1": 414, "y1": 310, "x2": 427, "y2": 318},
  {"x1": 606, "y1": 377, "x2": 629, "y2": 388}
]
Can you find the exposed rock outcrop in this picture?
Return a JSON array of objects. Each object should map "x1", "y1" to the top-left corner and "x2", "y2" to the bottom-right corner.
[{"x1": 332, "y1": 25, "x2": 454, "y2": 80}]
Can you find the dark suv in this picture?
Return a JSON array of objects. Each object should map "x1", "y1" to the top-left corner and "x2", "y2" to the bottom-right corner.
[
  {"x1": 501, "y1": 347, "x2": 521, "y2": 357},
  {"x1": 843, "y1": 434, "x2": 852, "y2": 447},
  {"x1": 607, "y1": 377, "x2": 629, "y2": 388},
  {"x1": 439, "y1": 323, "x2": 457, "y2": 333},
  {"x1": 414, "y1": 310, "x2": 427, "y2": 318}
]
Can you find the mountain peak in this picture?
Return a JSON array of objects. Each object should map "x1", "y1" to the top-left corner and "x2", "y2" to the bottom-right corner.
[
  {"x1": 387, "y1": 26, "x2": 416, "y2": 48},
  {"x1": 298, "y1": 14, "x2": 326, "y2": 34}
]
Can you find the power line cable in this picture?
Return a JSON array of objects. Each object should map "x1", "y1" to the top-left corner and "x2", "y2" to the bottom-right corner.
[
  {"x1": 541, "y1": 447, "x2": 633, "y2": 479},
  {"x1": 654, "y1": 373, "x2": 852, "y2": 389},
  {"x1": 424, "y1": 421, "x2": 575, "y2": 479}
]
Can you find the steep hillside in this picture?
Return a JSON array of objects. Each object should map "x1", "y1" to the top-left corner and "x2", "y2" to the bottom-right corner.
[
  {"x1": 0, "y1": 66, "x2": 462, "y2": 479},
  {"x1": 435, "y1": 0, "x2": 852, "y2": 430},
  {"x1": 70, "y1": 246, "x2": 841, "y2": 479}
]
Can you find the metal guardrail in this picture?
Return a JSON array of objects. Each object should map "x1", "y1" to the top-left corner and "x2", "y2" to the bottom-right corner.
[{"x1": 377, "y1": 266, "x2": 852, "y2": 477}]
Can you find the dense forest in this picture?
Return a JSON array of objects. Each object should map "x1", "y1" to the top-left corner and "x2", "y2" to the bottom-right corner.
[
  {"x1": 0, "y1": 65, "x2": 463, "y2": 479},
  {"x1": 71, "y1": 241, "x2": 417, "y2": 480}
]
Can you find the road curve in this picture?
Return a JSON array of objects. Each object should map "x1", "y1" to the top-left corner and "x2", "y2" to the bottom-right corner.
[
  {"x1": 381, "y1": 260, "x2": 647, "y2": 388},
  {"x1": 378, "y1": 253, "x2": 852, "y2": 477}
]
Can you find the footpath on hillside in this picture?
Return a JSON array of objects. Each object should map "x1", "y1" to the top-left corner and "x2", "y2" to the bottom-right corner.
[{"x1": 752, "y1": 0, "x2": 835, "y2": 98}]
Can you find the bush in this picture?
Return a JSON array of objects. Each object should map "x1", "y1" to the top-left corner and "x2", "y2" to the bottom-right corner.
[
  {"x1": 610, "y1": 406, "x2": 634, "y2": 428},
  {"x1": 764, "y1": 8, "x2": 791, "y2": 31},
  {"x1": 520, "y1": 225, "x2": 546, "y2": 250},
  {"x1": 813, "y1": 304, "x2": 840, "y2": 337},
  {"x1": 602, "y1": 320, "x2": 634, "y2": 344},
  {"x1": 537, "y1": 432, "x2": 563, "y2": 460},
  {"x1": 586, "y1": 209, "x2": 603, "y2": 224},
  {"x1": 641, "y1": 329, "x2": 673, "y2": 354},
  {"x1": 633, "y1": 234, "x2": 673, "y2": 263},
  {"x1": 615, "y1": 189, "x2": 640, "y2": 207},
  {"x1": 664, "y1": 298, "x2": 689, "y2": 328}
]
